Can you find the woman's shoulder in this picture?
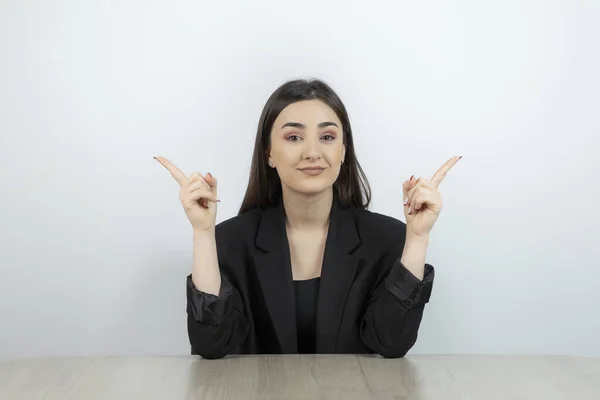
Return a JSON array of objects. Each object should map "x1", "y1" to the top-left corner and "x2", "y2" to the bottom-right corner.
[
  {"x1": 213, "y1": 207, "x2": 264, "y2": 247},
  {"x1": 353, "y1": 207, "x2": 407, "y2": 243},
  {"x1": 215, "y1": 208, "x2": 262, "y2": 234}
]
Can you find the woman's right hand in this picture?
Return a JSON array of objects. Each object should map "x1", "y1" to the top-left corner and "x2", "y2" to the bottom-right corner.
[{"x1": 155, "y1": 156, "x2": 220, "y2": 232}]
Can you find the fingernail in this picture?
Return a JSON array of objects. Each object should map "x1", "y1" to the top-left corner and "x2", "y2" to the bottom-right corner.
[
  {"x1": 153, "y1": 156, "x2": 157, "y2": 160},
  {"x1": 403, "y1": 198, "x2": 408, "y2": 206},
  {"x1": 410, "y1": 175, "x2": 414, "y2": 182},
  {"x1": 408, "y1": 207, "x2": 412, "y2": 214},
  {"x1": 207, "y1": 172, "x2": 212, "y2": 178},
  {"x1": 216, "y1": 198, "x2": 221, "y2": 202}
]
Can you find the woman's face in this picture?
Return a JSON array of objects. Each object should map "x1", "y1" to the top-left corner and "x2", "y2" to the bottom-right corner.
[{"x1": 268, "y1": 99, "x2": 346, "y2": 197}]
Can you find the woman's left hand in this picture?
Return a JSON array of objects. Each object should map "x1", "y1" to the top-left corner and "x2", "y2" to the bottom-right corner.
[{"x1": 403, "y1": 156, "x2": 462, "y2": 237}]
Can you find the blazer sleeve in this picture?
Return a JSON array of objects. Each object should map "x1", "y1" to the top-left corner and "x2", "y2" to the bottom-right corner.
[
  {"x1": 359, "y1": 253, "x2": 434, "y2": 358},
  {"x1": 186, "y1": 270, "x2": 250, "y2": 359}
]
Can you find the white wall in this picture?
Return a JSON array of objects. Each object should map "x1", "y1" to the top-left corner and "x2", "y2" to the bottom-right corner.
[{"x1": 1, "y1": 0, "x2": 599, "y2": 361}]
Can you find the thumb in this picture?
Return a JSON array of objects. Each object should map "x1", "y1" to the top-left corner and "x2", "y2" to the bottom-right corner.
[
  {"x1": 402, "y1": 175, "x2": 415, "y2": 206},
  {"x1": 205, "y1": 173, "x2": 218, "y2": 199}
]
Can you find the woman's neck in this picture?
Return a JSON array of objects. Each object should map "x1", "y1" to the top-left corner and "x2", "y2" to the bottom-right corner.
[{"x1": 282, "y1": 187, "x2": 333, "y2": 230}]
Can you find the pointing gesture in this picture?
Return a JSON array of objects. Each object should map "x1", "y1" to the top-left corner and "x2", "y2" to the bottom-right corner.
[
  {"x1": 155, "y1": 156, "x2": 220, "y2": 232},
  {"x1": 430, "y1": 156, "x2": 461, "y2": 188},
  {"x1": 402, "y1": 156, "x2": 462, "y2": 237}
]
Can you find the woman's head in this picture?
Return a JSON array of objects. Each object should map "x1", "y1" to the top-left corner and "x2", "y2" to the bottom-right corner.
[{"x1": 238, "y1": 79, "x2": 371, "y2": 214}]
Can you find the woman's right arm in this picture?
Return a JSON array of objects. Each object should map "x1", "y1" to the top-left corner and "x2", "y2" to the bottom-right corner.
[
  {"x1": 154, "y1": 156, "x2": 250, "y2": 359},
  {"x1": 186, "y1": 228, "x2": 250, "y2": 359},
  {"x1": 191, "y1": 229, "x2": 221, "y2": 295}
]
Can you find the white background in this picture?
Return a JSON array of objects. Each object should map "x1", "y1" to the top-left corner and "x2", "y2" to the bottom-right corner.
[{"x1": 1, "y1": 0, "x2": 599, "y2": 360}]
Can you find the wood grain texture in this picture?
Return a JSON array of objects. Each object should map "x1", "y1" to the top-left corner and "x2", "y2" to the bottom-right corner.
[{"x1": 0, "y1": 355, "x2": 599, "y2": 400}]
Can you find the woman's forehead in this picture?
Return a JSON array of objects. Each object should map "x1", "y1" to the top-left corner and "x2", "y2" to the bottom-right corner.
[{"x1": 275, "y1": 100, "x2": 341, "y2": 127}]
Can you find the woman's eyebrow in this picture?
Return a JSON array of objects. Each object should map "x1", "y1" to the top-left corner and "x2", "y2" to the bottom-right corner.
[{"x1": 281, "y1": 121, "x2": 339, "y2": 129}]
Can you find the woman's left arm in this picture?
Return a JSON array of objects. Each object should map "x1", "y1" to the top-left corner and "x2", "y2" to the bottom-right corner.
[
  {"x1": 360, "y1": 156, "x2": 461, "y2": 358},
  {"x1": 399, "y1": 233, "x2": 429, "y2": 280},
  {"x1": 359, "y1": 241, "x2": 434, "y2": 358}
]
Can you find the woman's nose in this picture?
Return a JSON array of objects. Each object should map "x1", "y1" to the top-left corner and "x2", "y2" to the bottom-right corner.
[{"x1": 302, "y1": 138, "x2": 322, "y2": 161}]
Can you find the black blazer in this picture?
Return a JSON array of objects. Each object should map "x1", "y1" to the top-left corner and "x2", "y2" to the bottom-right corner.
[{"x1": 186, "y1": 197, "x2": 435, "y2": 359}]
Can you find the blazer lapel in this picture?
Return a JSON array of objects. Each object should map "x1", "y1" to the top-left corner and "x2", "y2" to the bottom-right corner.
[
  {"x1": 253, "y1": 197, "x2": 361, "y2": 354},
  {"x1": 316, "y1": 199, "x2": 361, "y2": 353},
  {"x1": 254, "y1": 200, "x2": 297, "y2": 354}
]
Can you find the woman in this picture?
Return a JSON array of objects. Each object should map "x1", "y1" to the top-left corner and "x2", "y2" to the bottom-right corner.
[{"x1": 155, "y1": 79, "x2": 460, "y2": 359}]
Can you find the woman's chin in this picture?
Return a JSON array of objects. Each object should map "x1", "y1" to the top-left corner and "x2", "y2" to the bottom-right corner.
[{"x1": 287, "y1": 181, "x2": 334, "y2": 196}]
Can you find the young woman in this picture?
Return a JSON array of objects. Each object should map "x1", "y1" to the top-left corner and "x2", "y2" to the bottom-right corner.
[{"x1": 156, "y1": 79, "x2": 460, "y2": 359}]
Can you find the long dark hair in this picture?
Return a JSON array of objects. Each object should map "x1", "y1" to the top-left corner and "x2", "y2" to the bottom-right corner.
[{"x1": 238, "y1": 78, "x2": 371, "y2": 215}]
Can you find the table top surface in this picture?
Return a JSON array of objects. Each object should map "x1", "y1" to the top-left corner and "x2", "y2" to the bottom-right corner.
[{"x1": 1, "y1": 354, "x2": 599, "y2": 400}]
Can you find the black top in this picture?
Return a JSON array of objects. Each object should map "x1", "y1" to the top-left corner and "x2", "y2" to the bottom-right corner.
[
  {"x1": 294, "y1": 277, "x2": 321, "y2": 354},
  {"x1": 186, "y1": 196, "x2": 435, "y2": 359}
]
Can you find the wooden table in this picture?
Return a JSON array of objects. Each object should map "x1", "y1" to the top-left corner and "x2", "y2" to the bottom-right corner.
[{"x1": 1, "y1": 355, "x2": 599, "y2": 399}]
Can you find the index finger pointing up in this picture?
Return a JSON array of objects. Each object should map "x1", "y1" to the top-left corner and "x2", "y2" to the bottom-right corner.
[
  {"x1": 154, "y1": 156, "x2": 187, "y2": 187},
  {"x1": 430, "y1": 156, "x2": 462, "y2": 188}
]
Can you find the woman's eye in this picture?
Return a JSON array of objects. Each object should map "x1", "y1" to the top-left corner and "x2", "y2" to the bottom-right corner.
[{"x1": 286, "y1": 134, "x2": 335, "y2": 141}]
